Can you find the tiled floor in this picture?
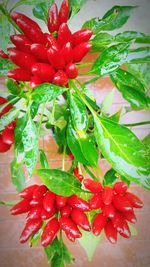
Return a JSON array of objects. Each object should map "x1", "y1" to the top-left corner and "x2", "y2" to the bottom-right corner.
[{"x1": 0, "y1": 54, "x2": 150, "y2": 266}]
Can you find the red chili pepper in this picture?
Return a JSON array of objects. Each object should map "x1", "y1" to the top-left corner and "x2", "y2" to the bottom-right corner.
[
  {"x1": 53, "y1": 70, "x2": 68, "y2": 85},
  {"x1": 30, "y1": 76, "x2": 42, "y2": 89},
  {"x1": 73, "y1": 167, "x2": 79, "y2": 176},
  {"x1": 19, "y1": 185, "x2": 39, "y2": 199},
  {"x1": 11, "y1": 199, "x2": 31, "y2": 215},
  {"x1": 30, "y1": 43, "x2": 49, "y2": 62},
  {"x1": 102, "y1": 204, "x2": 116, "y2": 219},
  {"x1": 0, "y1": 135, "x2": 11, "y2": 152},
  {"x1": 104, "y1": 221, "x2": 117, "y2": 244},
  {"x1": 0, "y1": 49, "x2": 8, "y2": 58},
  {"x1": 125, "y1": 192, "x2": 143, "y2": 208},
  {"x1": 92, "y1": 213, "x2": 107, "y2": 236},
  {"x1": 59, "y1": 216, "x2": 82, "y2": 238},
  {"x1": 71, "y1": 208, "x2": 91, "y2": 231},
  {"x1": 47, "y1": 3, "x2": 60, "y2": 33},
  {"x1": 83, "y1": 178, "x2": 103, "y2": 193},
  {"x1": 31, "y1": 63, "x2": 55, "y2": 82},
  {"x1": 72, "y1": 29, "x2": 93, "y2": 46},
  {"x1": 26, "y1": 207, "x2": 42, "y2": 222},
  {"x1": 73, "y1": 42, "x2": 92, "y2": 63},
  {"x1": 45, "y1": 33, "x2": 59, "y2": 51},
  {"x1": 65, "y1": 63, "x2": 78, "y2": 79},
  {"x1": 65, "y1": 232, "x2": 75, "y2": 242},
  {"x1": 113, "y1": 195, "x2": 133, "y2": 212},
  {"x1": 68, "y1": 195, "x2": 90, "y2": 211},
  {"x1": 32, "y1": 185, "x2": 47, "y2": 199},
  {"x1": 57, "y1": 23, "x2": 72, "y2": 47},
  {"x1": 59, "y1": 0, "x2": 70, "y2": 24},
  {"x1": 10, "y1": 34, "x2": 32, "y2": 53},
  {"x1": 90, "y1": 193, "x2": 103, "y2": 210},
  {"x1": 56, "y1": 195, "x2": 68, "y2": 208},
  {"x1": 0, "y1": 97, "x2": 13, "y2": 117},
  {"x1": 69, "y1": 153, "x2": 74, "y2": 160},
  {"x1": 11, "y1": 12, "x2": 42, "y2": 30},
  {"x1": 20, "y1": 218, "x2": 42, "y2": 243},
  {"x1": 6, "y1": 121, "x2": 16, "y2": 130},
  {"x1": 2, "y1": 128, "x2": 14, "y2": 145},
  {"x1": 61, "y1": 42, "x2": 73, "y2": 64},
  {"x1": 8, "y1": 48, "x2": 36, "y2": 71},
  {"x1": 113, "y1": 182, "x2": 128, "y2": 195},
  {"x1": 43, "y1": 191, "x2": 56, "y2": 212},
  {"x1": 41, "y1": 218, "x2": 60, "y2": 247},
  {"x1": 41, "y1": 206, "x2": 56, "y2": 220},
  {"x1": 47, "y1": 47, "x2": 65, "y2": 69},
  {"x1": 30, "y1": 198, "x2": 43, "y2": 207},
  {"x1": 102, "y1": 187, "x2": 113, "y2": 205},
  {"x1": 122, "y1": 210, "x2": 137, "y2": 224},
  {"x1": 112, "y1": 212, "x2": 131, "y2": 238},
  {"x1": 60, "y1": 205, "x2": 72, "y2": 217},
  {"x1": 8, "y1": 68, "x2": 31, "y2": 81}
]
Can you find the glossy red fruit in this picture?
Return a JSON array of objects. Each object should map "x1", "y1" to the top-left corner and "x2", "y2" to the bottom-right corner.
[
  {"x1": 30, "y1": 43, "x2": 48, "y2": 62},
  {"x1": 30, "y1": 76, "x2": 42, "y2": 89},
  {"x1": 60, "y1": 205, "x2": 72, "y2": 217},
  {"x1": 61, "y1": 42, "x2": 73, "y2": 64},
  {"x1": 45, "y1": 33, "x2": 59, "y2": 51},
  {"x1": 73, "y1": 167, "x2": 79, "y2": 176},
  {"x1": 19, "y1": 185, "x2": 39, "y2": 199},
  {"x1": 102, "y1": 204, "x2": 116, "y2": 219},
  {"x1": 112, "y1": 212, "x2": 131, "y2": 238},
  {"x1": 71, "y1": 208, "x2": 91, "y2": 231},
  {"x1": 102, "y1": 187, "x2": 113, "y2": 205},
  {"x1": 69, "y1": 153, "x2": 74, "y2": 160},
  {"x1": 6, "y1": 121, "x2": 16, "y2": 130},
  {"x1": 56, "y1": 195, "x2": 68, "y2": 208},
  {"x1": 104, "y1": 221, "x2": 117, "y2": 244},
  {"x1": 8, "y1": 68, "x2": 31, "y2": 81},
  {"x1": 0, "y1": 49, "x2": 8, "y2": 58},
  {"x1": 26, "y1": 207, "x2": 42, "y2": 222},
  {"x1": 47, "y1": 47, "x2": 65, "y2": 69},
  {"x1": 32, "y1": 185, "x2": 47, "y2": 199},
  {"x1": 48, "y1": 3, "x2": 60, "y2": 33},
  {"x1": 0, "y1": 135, "x2": 11, "y2": 152},
  {"x1": 72, "y1": 28, "x2": 93, "y2": 46},
  {"x1": 122, "y1": 210, "x2": 137, "y2": 224},
  {"x1": 83, "y1": 178, "x2": 103, "y2": 193},
  {"x1": 31, "y1": 63, "x2": 55, "y2": 82},
  {"x1": 113, "y1": 195, "x2": 133, "y2": 212},
  {"x1": 2, "y1": 128, "x2": 14, "y2": 145},
  {"x1": 65, "y1": 232, "x2": 75, "y2": 242},
  {"x1": 41, "y1": 218, "x2": 60, "y2": 247},
  {"x1": 73, "y1": 42, "x2": 92, "y2": 63},
  {"x1": 41, "y1": 206, "x2": 56, "y2": 220},
  {"x1": 11, "y1": 12, "x2": 42, "y2": 30},
  {"x1": 10, "y1": 34, "x2": 32, "y2": 53},
  {"x1": 8, "y1": 48, "x2": 36, "y2": 71},
  {"x1": 59, "y1": 0, "x2": 70, "y2": 24},
  {"x1": 30, "y1": 198, "x2": 43, "y2": 207},
  {"x1": 59, "y1": 216, "x2": 82, "y2": 238},
  {"x1": 68, "y1": 195, "x2": 90, "y2": 211},
  {"x1": 125, "y1": 192, "x2": 143, "y2": 208},
  {"x1": 90, "y1": 193, "x2": 103, "y2": 210},
  {"x1": 20, "y1": 218, "x2": 42, "y2": 243},
  {"x1": 43, "y1": 191, "x2": 56, "y2": 212},
  {"x1": 66, "y1": 63, "x2": 78, "y2": 79},
  {"x1": 113, "y1": 182, "x2": 128, "y2": 195},
  {"x1": 11, "y1": 199, "x2": 31, "y2": 215},
  {"x1": 53, "y1": 70, "x2": 68, "y2": 85},
  {"x1": 57, "y1": 23, "x2": 72, "y2": 47},
  {"x1": 92, "y1": 213, "x2": 107, "y2": 236},
  {"x1": 76, "y1": 174, "x2": 84, "y2": 182}
]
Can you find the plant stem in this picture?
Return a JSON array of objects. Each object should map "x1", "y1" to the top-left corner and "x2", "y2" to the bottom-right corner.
[
  {"x1": 84, "y1": 165, "x2": 99, "y2": 181},
  {"x1": 62, "y1": 145, "x2": 66, "y2": 171},
  {"x1": 0, "y1": 4, "x2": 22, "y2": 33},
  {"x1": 77, "y1": 62, "x2": 93, "y2": 69},
  {"x1": 123, "y1": 121, "x2": 150, "y2": 127}
]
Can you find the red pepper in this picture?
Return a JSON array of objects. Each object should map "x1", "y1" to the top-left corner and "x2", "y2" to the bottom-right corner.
[
  {"x1": 60, "y1": 205, "x2": 72, "y2": 217},
  {"x1": 19, "y1": 185, "x2": 39, "y2": 199},
  {"x1": 56, "y1": 195, "x2": 68, "y2": 208},
  {"x1": 102, "y1": 187, "x2": 113, "y2": 205},
  {"x1": 90, "y1": 193, "x2": 103, "y2": 210},
  {"x1": 61, "y1": 42, "x2": 73, "y2": 64},
  {"x1": 122, "y1": 210, "x2": 137, "y2": 224},
  {"x1": 0, "y1": 49, "x2": 8, "y2": 58},
  {"x1": 2, "y1": 128, "x2": 14, "y2": 145},
  {"x1": 6, "y1": 121, "x2": 16, "y2": 130},
  {"x1": 0, "y1": 135, "x2": 11, "y2": 152},
  {"x1": 92, "y1": 213, "x2": 107, "y2": 236},
  {"x1": 59, "y1": 216, "x2": 82, "y2": 238},
  {"x1": 8, "y1": 48, "x2": 36, "y2": 71},
  {"x1": 41, "y1": 206, "x2": 56, "y2": 220},
  {"x1": 0, "y1": 97, "x2": 13, "y2": 117},
  {"x1": 102, "y1": 204, "x2": 116, "y2": 219},
  {"x1": 41, "y1": 218, "x2": 60, "y2": 247},
  {"x1": 26, "y1": 207, "x2": 42, "y2": 222},
  {"x1": 68, "y1": 195, "x2": 90, "y2": 211},
  {"x1": 113, "y1": 195, "x2": 133, "y2": 212},
  {"x1": 10, "y1": 34, "x2": 32, "y2": 53},
  {"x1": 53, "y1": 70, "x2": 68, "y2": 85},
  {"x1": 73, "y1": 167, "x2": 79, "y2": 176},
  {"x1": 59, "y1": 0, "x2": 70, "y2": 24},
  {"x1": 76, "y1": 174, "x2": 84, "y2": 182},
  {"x1": 32, "y1": 185, "x2": 47, "y2": 199},
  {"x1": 43, "y1": 191, "x2": 56, "y2": 212},
  {"x1": 83, "y1": 178, "x2": 103, "y2": 193},
  {"x1": 31, "y1": 63, "x2": 55, "y2": 82},
  {"x1": 73, "y1": 42, "x2": 92, "y2": 63},
  {"x1": 65, "y1": 232, "x2": 75, "y2": 242},
  {"x1": 72, "y1": 29, "x2": 93, "y2": 46},
  {"x1": 30, "y1": 43, "x2": 49, "y2": 62},
  {"x1": 8, "y1": 68, "x2": 31, "y2": 81},
  {"x1": 11, "y1": 199, "x2": 31, "y2": 215},
  {"x1": 30, "y1": 198, "x2": 43, "y2": 207},
  {"x1": 47, "y1": 47, "x2": 65, "y2": 69},
  {"x1": 65, "y1": 63, "x2": 78, "y2": 79},
  {"x1": 11, "y1": 12, "x2": 42, "y2": 30},
  {"x1": 125, "y1": 192, "x2": 143, "y2": 208},
  {"x1": 30, "y1": 76, "x2": 42, "y2": 89},
  {"x1": 112, "y1": 212, "x2": 131, "y2": 238},
  {"x1": 47, "y1": 3, "x2": 60, "y2": 33},
  {"x1": 45, "y1": 33, "x2": 59, "y2": 51},
  {"x1": 104, "y1": 221, "x2": 117, "y2": 244},
  {"x1": 20, "y1": 218, "x2": 42, "y2": 243},
  {"x1": 71, "y1": 208, "x2": 91, "y2": 231},
  {"x1": 113, "y1": 182, "x2": 128, "y2": 195},
  {"x1": 57, "y1": 23, "x2": 72, "y2": 47}
]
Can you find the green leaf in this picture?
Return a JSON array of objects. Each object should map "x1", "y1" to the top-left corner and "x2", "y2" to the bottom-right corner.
[
  {"x1": 6, "y1": 78, "x2": 20, "y2": 95},
  {"x1": 70, "y1": 94, "x2": 88, "y2": 133},
  {"x1": 101, "y1": 89, "x2": 114, "y2": 113},
  {"x1": 14, "y1": 115, "x2": 27, "y2": 148},
  {"x1": 0, "y1": 58, "x2": 16, "y2": 76},
  {"x1": 51, "y1": 253, "x2": 65, "y2": 267},
  {"x1": 22, "y1": 116, "x2": 38, "y2": 177},
  {"x1": 94, "y1": 115, "x2": 150, "y2": 189},
  {"x1": 115, "y1": 31, "x2": 150, "y2": 43},
  {"x1": 79, "y1": 231, "x2": 102, "y2": 261},
  {"x1": 40, "y1": 150, "x2": 49, "y2": 169},
  {"x1": 0, "y1": 200, "x2": 17, "y2": 206},
  {"x1": 90, "y1": 32, "x2": 113, "y2": 49},
  {"x1": 91, "y1": 43, "x2": 130, "y2": 76},
  {"x1": 10, "y1": 158, "x2": 26, "y2": 192},
  {"x1": 128, "y1": 223, "x2": 137, "y2": 236},
  {"x1": 103, "y1": 169, "x2": 117, "y2": 186},
  {"x1": 0, "y1": 14, "x2": 11, "y2": 52},
  {"x1": 70, "y1": 0, "x2": 88, "y2": 19},
  {"x1": 34, "y1": 169, "x2": 83, "y2": 196},
  {"x1": 33, "y1": 1, "x2": 54, "y2": 22},
  {"x1": 11, "y1": 0, "x2": 52, "y2": 9},
  {"x1": 109, "y1": 108, "x2": 122, "y2": 123},
  {"x1": 30, "y1": 224, "x2": 44, "y2": 247},
  {"x1": 110, "y1": 69, "x2": 150, "y2": 109},
  {"x1": 127, "y1": 47, "x2": 150, "y2": 64},
  {"x1": 142, "y1": 134, "x2": 150, "y2": 159},
  {"x1": 0, "y1": 107, "x2": 19, "y2": 131}
]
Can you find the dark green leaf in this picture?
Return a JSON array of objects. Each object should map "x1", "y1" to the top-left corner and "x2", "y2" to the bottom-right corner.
[
  {"x1": 30, "y1": 101, "x2": 39, "y2": 118},
  {"x1": 127, "y1": 47, "x2": 150, "y2": 63},
  {"x1": 14, "y1": 115, "x2": 27, "y2": 148},
  {"x1": 103, "y1": 169, "x2": 117, "y2": 186},
  {"x1": 34, "y1": 169, "x2": 83, "y2": 196},
  {"x1": 54, "y1": 127, "x2": 67, "y2": 148},
  {"x1": 6, "y1": 78, "x2": 20, "y2": 95},
  {"x1": 10, "y1": 158, "x2": 26, "y2": 192},
  {"x1": 40, "y1": 150, "x2": 49, "y2": 169},
  {"x1": 115, "y1": 31, "x2": 150, "y2": 43},
  {"x1": 0, "y1": 14, "x2": 11, "y2": 52},
  {"x1": 22, "y1": 116, "x2": 38, "y2": 177},
  {"x1": 0, "y1": 107, "x2": 19, "y2": 131},
  {"x1": 0, "y1": 200, "x2": 17, "y2": 206},
  {"x1": 94, "y1": 115, "x2": 150, "y2": 189},
  {"x1": 0, "y1": 58, "x2": 16, "y2": 76},
  {"x1": 33, "y1": 1, "x2": 54, "y2": 22},
  {"x1": 90, "y1": 32, "x2": 113, "y2": 49},
  {"x1": 70, "y1": 0, "x2": 88, "y2": 19},
  {"x1": 12, "y1": 0, "x2": 52, "y2": 9},
  {"x1": 51, "y1": 253, "x2": 65, "y2": 267}
]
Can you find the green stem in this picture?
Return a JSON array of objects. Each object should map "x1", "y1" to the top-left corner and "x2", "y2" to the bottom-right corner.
[
  {"x1": 123, "y1": 121, "x2": 150, "y2": 127},
  {"x1": 84, "y1": 165, "x2": 99, "y2": 181},
  {"x1": 62, "y1": 145, "x2": 66, "y2": 171},
  {"x1": 37, "y1": 102, "x2": 46, "y2": 137},
  {"x1": 77, "y1": 62, "x2": 93, "y2": 69}
]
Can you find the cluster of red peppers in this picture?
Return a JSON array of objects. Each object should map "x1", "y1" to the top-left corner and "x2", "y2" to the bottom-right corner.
[
  {"x1": 0, "y1": 96, "x2": 16, "y2": 152},
  {"x1": 4, "y1": 0, "x2": 93, "y2": 88},
  {"x1": 11, "y1": 173, "x2": 143, "y2": 246}
]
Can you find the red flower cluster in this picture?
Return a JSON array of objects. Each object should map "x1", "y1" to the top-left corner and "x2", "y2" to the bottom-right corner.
[
  {"x1": 11, "y1": 184, "x2": 91, "y2": 246},
  {"x1": 83, "y1": 179, "x2": 143, "y2": 243},
  {"x1": 7, "y1": 0, "x2": 92, "y2": 87},
  {"x1": 0, "y1": 96, "x2": 16, "y2": 152}
]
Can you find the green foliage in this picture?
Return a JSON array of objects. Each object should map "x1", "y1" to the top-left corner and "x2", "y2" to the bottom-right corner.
[
  {"x1": 33, "y1": 1, "x2": 54, "y2": 22},
  {"x1": 69, "y1": 0, "x2": 88, "y2": 19},
  {"x1": 0, "y1": 14, "x2": 11, "y2": 52},
  {"x1": 101, "y1": 89, "x2": 114, "y2": 114},
  {"x1": 115, "y1": 31, "x2": 150, "y2": 43},
  {"x1": 6, "y1": 78, "x2": 21, "y2": 95},
  {"x1": 10, "y1": 158, "x2": 26, "y2": 192},
  {"x1": 0, "y1": 107, "x2": 19, "y2": 131},
  {"x1": 40, "y1": 150, "x2": 50, "y2": 169},
  {"x1": 0, "y1": 58, "x2": 15, "y2": 76}
]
